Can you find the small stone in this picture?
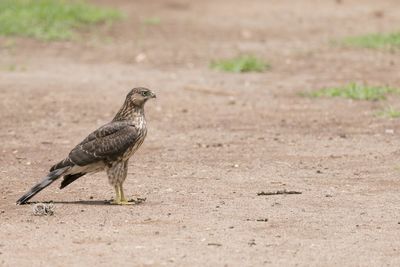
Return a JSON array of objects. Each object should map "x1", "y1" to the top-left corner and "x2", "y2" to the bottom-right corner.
[
  {"x1": 135, "y1": 53, "x2": 147, "y2": 63},
  {"x1": 248, "y1": 239, "x2": 256, "y2": 247},
  {"x1": 373, "y1": 10, "x2": 384, "y2": 18},
  {"x1": 228, "y1": 99, "x2": 236, "y2": 105},
  {"x1": 385, "y1": 129, "x2": 394, "y2": 134},
  {"x1": 240, "y1": 30, "x2": 252, "y2": 39}
]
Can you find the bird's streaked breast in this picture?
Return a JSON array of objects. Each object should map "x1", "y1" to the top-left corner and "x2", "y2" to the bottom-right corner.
[{"x1": 122, "y1": 116, "x2": 147, "y2": 160}]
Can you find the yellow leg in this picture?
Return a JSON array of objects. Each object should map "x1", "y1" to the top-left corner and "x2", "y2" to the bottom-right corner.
[
  {"x1": 111, "y1": 184, "x2": 134, "y2": 205},
  {"x1": 111, "y1": 185, "x2": 121, "y2": 204},
  {"x1": 120, "y1": 184, "x2": 128, "y2": 202}
]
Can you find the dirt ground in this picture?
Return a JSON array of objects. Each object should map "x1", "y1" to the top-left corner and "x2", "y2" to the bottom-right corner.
[{"x1": 1, "y1": 0, "x2": 400, "y2": 266}]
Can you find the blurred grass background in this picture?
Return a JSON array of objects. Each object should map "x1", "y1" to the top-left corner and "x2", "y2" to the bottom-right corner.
[
  {"x1": 376, "y1": 106, "x2": 400, "y2": 118},
  {"x1": 303, "y1": 83, "x2": 400, "y2": 101},
  {"x1": 0, "y1": 0, "x2": 121, "y2": 40},
  {"x1": 343, "y1": 32, "x2": 400, "y2": 50},
  {"x1": 210, "y1": 55, "x2": 270, "y2": 73}
]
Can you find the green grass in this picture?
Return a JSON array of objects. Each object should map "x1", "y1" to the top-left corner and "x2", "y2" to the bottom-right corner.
[
  {"x1": 2, "y1": 64, "x2": 27, "y2": 72},
  {"x1": 0, "y1": 0, "x2": 122, "y2": 40},
  {"x1": 343, "y1": 32, "x2": 400, "y2": 49},
  {"x1": 210, "y1": 55, "x2": 270, "y2": 73},
  {"x1": 376, "y1": 106, "x2": 400, "y2": 118},
  {"x1": 304, "y1": 83, "x2": 400, "y2": 101},
  {"x1": 142, "y1": 17, "x2": 161, "y2": 25}
]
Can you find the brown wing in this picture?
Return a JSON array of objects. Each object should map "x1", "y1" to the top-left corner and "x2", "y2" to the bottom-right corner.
[{"x1": 68, "y1": 121, "x2": 139, "y2": 166}]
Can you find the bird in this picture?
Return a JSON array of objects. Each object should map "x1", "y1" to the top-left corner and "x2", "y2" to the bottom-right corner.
[{"x1": 16, "y1": 87, "x2": 156, "y2": 205}]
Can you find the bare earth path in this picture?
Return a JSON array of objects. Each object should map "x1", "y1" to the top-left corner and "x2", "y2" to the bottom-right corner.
[{"x1": 1, "y1": 0, "x2": 400, "y2": 266}]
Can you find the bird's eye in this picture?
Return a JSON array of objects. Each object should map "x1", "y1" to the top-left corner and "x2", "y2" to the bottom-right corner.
[{"x1": 141, "y1": 91, "x2": 147, "y2": 97}]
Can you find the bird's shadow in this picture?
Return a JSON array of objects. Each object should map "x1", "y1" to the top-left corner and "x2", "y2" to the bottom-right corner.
[
  {"x1": 53, "y1": 200, "x2": 111, "y2": 206},
  {"x1": 25, "y1": 198, "x2": 146, "y2": 206}
]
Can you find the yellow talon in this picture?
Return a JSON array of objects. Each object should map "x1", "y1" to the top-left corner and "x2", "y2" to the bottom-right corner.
[
  {"x1": 110, "y1": 184, "x2": 134, "y2": 205},
  {"x1": 110, "y1": 200, "x2": 135, "y2": 205}
]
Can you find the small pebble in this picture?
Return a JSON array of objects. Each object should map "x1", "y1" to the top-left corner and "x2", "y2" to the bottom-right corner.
[{"x1": 385, "y1": 129, "x2": 394, "y2": 134}]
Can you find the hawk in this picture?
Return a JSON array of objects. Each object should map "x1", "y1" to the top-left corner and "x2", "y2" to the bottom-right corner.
[{"x1": 16, "y1": 87, "x2": 156, "y2": 205}]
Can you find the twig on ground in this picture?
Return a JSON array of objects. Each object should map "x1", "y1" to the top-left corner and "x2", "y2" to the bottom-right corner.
[
  {"x1": 207, "y1": 243, "x2": 222, "y2": 247},
  {"x1": 257, "y1": 190, "x2": 302, "y2": 196}
]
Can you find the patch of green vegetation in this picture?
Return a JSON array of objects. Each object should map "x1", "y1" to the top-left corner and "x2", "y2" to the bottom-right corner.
[
  {"x1": 304, "y1": 83, "x2": 400, "y2": 101},
  {"x1": 7, "y1": 64, "x2": 16, "y2": 72},
  {"x1": 343, "y1": 32, "x2": 400, "y2": 49},
  {"x1": 2, "y1": 64, "x2": 27, "y2": 72},
  {"x1": 142, "y1": 17, "x2": 161, "y2": 25},
  {"x1": 210, "y1": 55, "x2": 270, "y2": 73},
  {"x1": 376, "y1": 106, "x2": 400, "y2": 118},
  {"x1": 0, "y1": 0, "x2": 122, "y2": 40}
]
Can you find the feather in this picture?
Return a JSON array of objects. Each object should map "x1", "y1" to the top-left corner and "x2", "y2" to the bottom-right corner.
[
  {"x1": 60, "y1": 173, "x2": 86, "y2": 189},
  {"x1": 16, "y1": 167, "x2": 69, "y2": 205},
  {"x1": 68, "y1": 122, "x2": 139, "y2": 166}
]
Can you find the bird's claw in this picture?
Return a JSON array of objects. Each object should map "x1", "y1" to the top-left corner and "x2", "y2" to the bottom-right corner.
[{"x1": 110, "y1": 199, "x2": 135, "y2": 205}]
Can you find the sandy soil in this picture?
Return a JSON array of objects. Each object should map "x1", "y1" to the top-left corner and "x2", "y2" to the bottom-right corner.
[{"x1": 1, "y1": 0, "x2": 400, "y2": 266}]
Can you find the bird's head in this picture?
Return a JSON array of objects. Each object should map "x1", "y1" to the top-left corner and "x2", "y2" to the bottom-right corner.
[{"x1": 126, "y1": 87, "x2": 156, "y2": 107}]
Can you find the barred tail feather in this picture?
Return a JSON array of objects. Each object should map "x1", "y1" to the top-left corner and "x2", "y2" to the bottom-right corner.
[{"x1": 16, "y1": 167, "x2": 69, "y2": 205}]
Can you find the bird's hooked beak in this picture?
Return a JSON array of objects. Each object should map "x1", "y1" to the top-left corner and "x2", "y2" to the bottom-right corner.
[{"x1": 150, "y1": 91, "x2": 156, "y2": 98}]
